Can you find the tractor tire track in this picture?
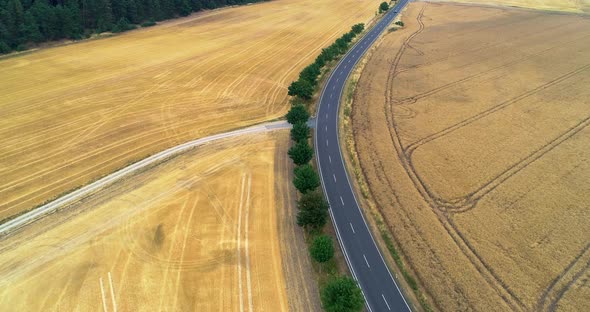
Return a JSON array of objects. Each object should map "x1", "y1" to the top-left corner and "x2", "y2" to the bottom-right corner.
[{"x1": 383, "y1": 5, "x2": 526, "y2": 309}]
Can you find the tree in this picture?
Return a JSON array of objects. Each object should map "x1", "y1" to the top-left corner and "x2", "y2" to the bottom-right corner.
[
  {"x1": 296, "y1": 190, "x2": 329, "y2": 229},
  {"x1": 310, "y1": 235, "x2": 334, "y2": 272},
  {"x1": 288, "y1": 140, "x2": 313, "y2": 165},
  {"x1": 351, "y1": 23, "x2": 364, "y2": 34},
  {"x1": 112, "y1": 17, "x2": 133, "y2": 32},
  {"x1": 290, "y1": 121, "x2": 310, "y2": 142},
  {"x1": 342, "y1": 32, "x2": 354, "y2": 43},
  {"x1": 21, "y1": 11, "x2": 42, "y2": 43},
  {"x1": 288, "y1": 78, "x2": 314, "y2": 100},
  {"x1": 299, "y1": 63, "x2": 321, "y2": 86},
  {"x1": 321, "y1": 276, "x2": 364, "y2": 312},
  {"x1": 379, "y1": 1, "x2": 389, "y2": 13},
  {"x1": 293, "y1": 164, "x2": 320, "y2": 193},
  {"x1": 0, "y1": 41, "x2": 11, "y2": 54},
  {"x1": 286, "y1": 104, "x2": 309, "y2": 125}
]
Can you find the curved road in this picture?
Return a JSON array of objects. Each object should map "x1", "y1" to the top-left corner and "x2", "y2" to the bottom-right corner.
[
  {"x1": 0, "y1": 121, "x2": 290, "y2": 236},
  {"x1": 314, "y1": 1, "x2": 412, "y2": 311}
]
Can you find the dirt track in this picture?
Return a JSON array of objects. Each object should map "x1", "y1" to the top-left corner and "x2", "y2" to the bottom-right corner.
[{"x1": 351, "y1": 2, "x2": 590, "y2": 311}]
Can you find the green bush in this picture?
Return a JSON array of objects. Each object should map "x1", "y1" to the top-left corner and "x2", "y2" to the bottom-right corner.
[
  {"x1": 297, "y1": 191, "x2": 329, "y2": 229},
  {"x1": 310, "y1": 235, "x2": 334, "y2": 272},
  {"x1": 286, "y1": 105, "x2": 310, "y2": 125},
  {"x1": 291, "y1": 122, "x2": 310, "y2": 142},
  {"x1": 288, "y1": 78, "x2": 314, "y2": 100},
  {"x1": 288, "y1": 140, "x2": 313, "y2": 165},
  {"x1": 141, "y1": 20, "x2": 157, "y2": 27},
  {"x1": 379, "y1": 1, "x2": 389, "y2": 13},
  {"x1": 351, "y1": 23, "x2": 364, "y2": 34},
  {"x1": 321, "y1": 276, "x2": 364, "y2": 312},
  {"x1": 293, "y1": 164, "x2": 320, "y2": 193},
  {"x1": 395, "y1": 21, "x2": 404, "y2": 26}
]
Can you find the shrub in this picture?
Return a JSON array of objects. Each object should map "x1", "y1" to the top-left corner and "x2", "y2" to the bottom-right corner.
[
  {"x1": 310, "y1": 235, "x2": 334, "y2": 262},
  {"x1": 310, "y1": 235, "x2": 334, "y2": 272},
  {"x1": 395, "y1": 21, "x2": 404, "y2": 26},
  {"x1": 141, "y1": 20, "x2": 157, "y2": 27}
]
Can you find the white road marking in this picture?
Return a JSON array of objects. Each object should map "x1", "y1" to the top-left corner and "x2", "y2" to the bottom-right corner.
[
  {"x1": 350, "y1": 223, "x2": 355, "y2": 234},
  {"x1": 382, "y1": 294, "x2": 392, "y2": 310},
  {"x1": 326, "y1": 139, "x2": 328, "y2": 147},
  {"x1": 326, "y1": 113, "x2": 328, "y2": 119},
  {"x1": 99, "y1": 278, "x2": 108, "y2": 312},
  {"x1": 325, "y1": 125, "x2": 328, "y2": 132},
  {"x1": 333, "y1": 174, "x2": 337, "y2": 183},
  {"x1": 364, "y1": 254, "x2": 371, "y2": 268},
  {"x1": 329, "y1": 155, "x2": 332, "y2": 163},
  {"x1": 330, "y1": 93, "x2": 333, "y2": 99},
  {"x1": 340, "y1": 196, "x2": 344, "y2": 205},
  {"x1": 107, "y1": 272, "x2": 117, "y2": 312}
]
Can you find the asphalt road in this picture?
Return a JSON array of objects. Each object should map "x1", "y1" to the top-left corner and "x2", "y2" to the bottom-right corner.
[
  {"x1": 0, "y1": 121, "x2": 291, "y2": 236},
  {"x1": 314, "y1": 1, "x2": 412, "y2": 311}
]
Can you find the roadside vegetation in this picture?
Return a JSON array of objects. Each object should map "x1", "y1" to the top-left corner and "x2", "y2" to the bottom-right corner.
[
  {"x1": 379, "y1": 1, "x2": 389, "y2": 13},
  {"x1": 284, "y1": 21, "x2": 374, "y2": 312},
  {"x1": 287, "y1": 23, "x2": 364, "y2": 102},
  {"x1": 0, "y1": 0, "x2": 267, "y2": 54}
]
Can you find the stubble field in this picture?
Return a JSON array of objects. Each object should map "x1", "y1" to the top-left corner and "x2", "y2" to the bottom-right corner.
[
  {"x1": 352, "y1": 2, "x2": 590, "y2": 311},
  {"x1": 0, "y1": 131, "x2": 318, "y2": 311},
  {"x1": 444, "y1": 0, "x2": 590, "y2": 13},
  {"x1": 0, "y1": 0, "x2": 378, "y2": 221}
]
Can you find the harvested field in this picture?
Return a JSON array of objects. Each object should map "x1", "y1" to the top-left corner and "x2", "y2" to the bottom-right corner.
[
  {"x1": 351, "y1": 2, "x2": 590, "y2": 311},
  {"x1": 443, "y1": 0, "x2": 590, "y2": 13},
  {"x1": 0, "y1": 0, "x2": 378, "y2": 221},
  {"x1": 0, "y1": 131, "x2": 317, "y2": 311}
]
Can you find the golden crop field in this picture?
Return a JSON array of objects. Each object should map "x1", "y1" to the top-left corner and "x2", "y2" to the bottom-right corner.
[
  {"x1": 0, "y1": 131, "x2": 318, "y2": 311},
  {"x1": 0, "y1": 0, "x2": 379, "y2": 221},
  {"x1": 351, "y1": 2, "x2": 590, "y2": 311},
  {"x1": 444, "y1": 0, "x2": 590, "y2": 13}
]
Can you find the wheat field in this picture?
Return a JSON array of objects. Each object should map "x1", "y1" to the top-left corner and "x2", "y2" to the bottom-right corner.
[{"x1": 352, "y1": 2, "x2": 590, "y2": 311}]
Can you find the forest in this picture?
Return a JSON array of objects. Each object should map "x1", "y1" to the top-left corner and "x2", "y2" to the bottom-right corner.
[{"x1": 0, "y1": 0, "x2": 266, "y2": 54}]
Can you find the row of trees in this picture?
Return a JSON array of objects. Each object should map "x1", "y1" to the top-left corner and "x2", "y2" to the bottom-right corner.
[
  {"x1": 287, "y1": 23, "x2": 364, "y2": 101},
  {"x1": 0, "y1": 0, "x2": 266, "y2": 54},
  {"x1": 285, "y1": 24, "x2": 370, "y2": 309},
  {"x1": 286, "y1": 104, "x2": 364, "y2": 312}
]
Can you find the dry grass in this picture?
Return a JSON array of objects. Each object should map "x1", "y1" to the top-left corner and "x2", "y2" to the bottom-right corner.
[
  {"x1": 0, "y1": 131, "x2": 315, "y2": 311},
  {"x1": 0, "y1": 0, "x2": 379, "y2": 221},
  {"x1": 351, "y1": 2, "x2": 590, "y2": 311},
  {"x1": 440, "y1": 0, "x2": 590, "y2": 13}
]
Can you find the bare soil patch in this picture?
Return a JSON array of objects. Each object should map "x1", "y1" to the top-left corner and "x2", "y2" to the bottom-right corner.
[{"x1": 351, "y1": 2, "x2": 590, "y2": 311}]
